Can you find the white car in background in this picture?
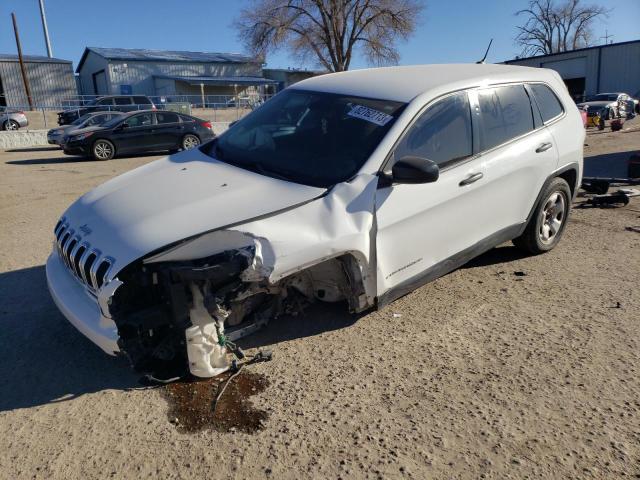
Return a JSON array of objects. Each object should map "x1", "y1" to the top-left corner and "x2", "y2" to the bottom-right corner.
[
  {"x1": 46, "y1": 64, "x2": 584, "y2": 380},
  {"x1": 577, "y1": 92, "x2": 634, "y2": 119}
]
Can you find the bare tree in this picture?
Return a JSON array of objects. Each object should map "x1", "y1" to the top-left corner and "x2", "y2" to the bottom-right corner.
[
  {"x1": 235, "y1": 0, "x2": 425, "y2": 72},
  {"x1": 515, "y1": 0, "x2": 609, "y2": 56}
]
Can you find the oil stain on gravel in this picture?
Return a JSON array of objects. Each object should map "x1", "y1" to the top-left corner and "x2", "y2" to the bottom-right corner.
[{"x1": 162, "y1": 372, "x2": 269, "y2": 433}]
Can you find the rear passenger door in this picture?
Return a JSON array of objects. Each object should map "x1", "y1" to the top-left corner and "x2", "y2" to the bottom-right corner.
[
  {"x1": 111, "y1": 112, "x2": 156, "y2": 153},
  {"x1": 471, "y1": 84, "x2": 558, "y2": 232},
  {"x1": 154, "y1": 112, "x2": 183, "y2": 148}
]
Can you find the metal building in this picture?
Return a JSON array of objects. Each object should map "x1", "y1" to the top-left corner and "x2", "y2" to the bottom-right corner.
[
  {"x1": 76, "y1": 47, "x2": 277, "y2": 97},
  {"x1": 0, "y1": 54, "x2": 77, "y2": 108},
  {"x1": 504, "y1": 39, "x2": 640, "y2": 102}
]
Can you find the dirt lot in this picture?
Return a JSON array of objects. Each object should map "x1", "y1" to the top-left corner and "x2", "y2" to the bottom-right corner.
[{"x1": 0, "y1": 126, "x2": 639, "y2": 479}]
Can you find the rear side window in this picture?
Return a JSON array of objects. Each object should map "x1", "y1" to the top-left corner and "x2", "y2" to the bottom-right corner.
[
  {"x1": 529, "y1": 84, "x2": 563, "y2": 123},
  {"x1": 134, "y1": 96, "x2": 151, "y2": 105},
  {"x1": 156, "y1": 112, "x2": 180, "y2": 124},
  {"x1": 179, "y1": 115, "x2": 195, "y2": 123},
  {"x1": 394, "y1": 91, "x2": 472, "y2": 167},
  {"x1": 114, "y1": 97, "x2": 132, "y2": 105},
  {"x1": 477, "y1": 85, "x2": 534, "y2": 151}
]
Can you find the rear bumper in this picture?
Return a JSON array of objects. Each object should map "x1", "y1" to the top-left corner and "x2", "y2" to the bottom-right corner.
[{"x1": 46, "y1": 250, "x2": 120, "y2": 355}]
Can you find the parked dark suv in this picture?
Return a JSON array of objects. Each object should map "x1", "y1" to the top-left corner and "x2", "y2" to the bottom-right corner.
[
  {"x1": 57, "y1": 95, "x2": 156, "y2": 125},
  {"x1": 63, "y1": 110, "x2": 214, "y2": 160}
]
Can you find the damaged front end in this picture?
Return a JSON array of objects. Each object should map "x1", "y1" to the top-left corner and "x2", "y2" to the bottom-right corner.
[{"x1": 106, "y1": 240, "x2": 365, "y2": 379}]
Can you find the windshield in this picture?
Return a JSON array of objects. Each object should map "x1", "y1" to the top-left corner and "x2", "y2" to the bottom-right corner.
[
  {"x1": 206, "y1": 89, "x2": 405, "y2": 188},
  {"x1": 100, "y1": 114, "x2": 126, "y2": 129},
  {"x1": 71, "y1": 113, "x2": 93, "y2": 126}
]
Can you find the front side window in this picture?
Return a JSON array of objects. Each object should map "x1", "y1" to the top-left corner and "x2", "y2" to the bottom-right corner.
[
  {"x1": 477, "y1": 85, "x2": 534, "y2": 151},
  {"x1": 208, "y1": 89, "x2": 406, "y2": 188},
  {"x1": 114, "y1": 97, "x2": 132, "y2": 105},
  {"x1": 97, "y1": 98, "x2": 113, "y2": 106},
  {"x1": 393, "y1": 91, "x2": 472, "y2": 168},
  {"x1": 124, "y1": 113, "x2": 153, "y2": 128},
  {"x1": 156, "y1": 112, "x2": 180, "y2": 124},
  {"x1": 529, "y1": 84, "x2": 563, "y2": 123}
]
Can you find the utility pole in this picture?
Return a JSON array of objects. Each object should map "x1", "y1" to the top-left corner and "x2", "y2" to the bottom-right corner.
[
  {"x1": 38, "y1": 0, "x2": 53, "y2": 58},
  {"x1": 11, "y1": 13, "x2": 34, "y2": 110}
]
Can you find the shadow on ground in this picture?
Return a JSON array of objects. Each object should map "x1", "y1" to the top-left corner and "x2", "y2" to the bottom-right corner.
[
  {"x1": 0, "y1": 265, "x2": 137, "y2": 412},
  {"x1": 584, "y1": 149, "x2": 636, "y2": 178},
  {"x1": 0, "y1": 265, "x2": 361, "y2": 412},
  {"x1": 463, "y1": 245, "x2": 529, "y2": 269},
  {"x1": 6, "y1": 151, "x2": 168, "y2": 166}
]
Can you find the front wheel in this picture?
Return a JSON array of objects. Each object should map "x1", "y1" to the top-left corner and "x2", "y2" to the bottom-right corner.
[
  {"x1": 3, "y1": 119, "x2": 19, "y2": 131},
  {"x1": 92, "y1": 139, "x2": 115, "y2": 160},
  {"x1": 182, "y1": 134, "x2": 200, "y2": 150},
  {"x1": 513, "y1": 177, "x2": 572, "y2": 254}
]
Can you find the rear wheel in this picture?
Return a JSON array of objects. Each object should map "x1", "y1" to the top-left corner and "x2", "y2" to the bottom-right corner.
[
  {"x1": 92, "y1": 139, "x2": 115, "y2": 160},
  {"x1": 3, "y1": 119, "x2": 19, "y2": 131},
  {"x1": 513, "y1": 177, "x2": 571, "y2": 254},
  {"x1": 182, "y1": 134, "x2": 200, "y2": 150}
]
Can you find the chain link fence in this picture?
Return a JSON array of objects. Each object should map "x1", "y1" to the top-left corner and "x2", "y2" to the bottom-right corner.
[{"x1": 0, "y1": 93, "x2": 274, "y2": 130}]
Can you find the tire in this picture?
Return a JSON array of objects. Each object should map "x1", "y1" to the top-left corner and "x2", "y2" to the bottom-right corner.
[
  {"x1": 182, "y1": 134, "x2": 200, "y2": 150},
  {"x1": 3, "y1": 119, "x2": 19, "y2": 131},
  {"x1": 92, "y1": 139, "x2": 115, "y2": 160},
  {"x1": 513, "y1": 177, "x2": 572, "y2": 255}
]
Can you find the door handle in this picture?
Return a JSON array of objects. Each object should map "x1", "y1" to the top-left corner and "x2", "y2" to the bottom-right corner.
[
  {"x1": 459, "y1": 172, "x2": 484, "y2": 186},
  {"x1": 536, "y1": 142, "x2": 553, "y2": 153}
]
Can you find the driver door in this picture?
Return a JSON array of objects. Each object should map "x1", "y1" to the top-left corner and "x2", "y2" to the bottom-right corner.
[{"x1": 375, "y1": 90, "x2": 495, "y2": 300}]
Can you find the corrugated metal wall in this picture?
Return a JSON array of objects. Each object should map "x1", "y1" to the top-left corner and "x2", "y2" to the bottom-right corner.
[
  {"x1": 107, "y1": 60, "x2": 262, "y2": 96},
  {"x1": 504, "y1": 41, "x2": 640, "y2": 96},
  {"x1": 0, "y1": 60, "x2": 77, "y2": 107}
]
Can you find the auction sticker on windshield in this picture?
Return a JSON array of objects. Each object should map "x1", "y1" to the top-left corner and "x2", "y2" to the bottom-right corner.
[{"x1": 347, "y1": 105, "x2": 394, "y2": 126}]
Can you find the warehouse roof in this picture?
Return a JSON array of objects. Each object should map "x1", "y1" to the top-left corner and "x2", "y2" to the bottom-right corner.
[
  {"x1": 503, "y1": 39, "x2": 640, "y2": 63},
  {"x1": 77, "y1": 47, "x2": 258, "y2": 72},
  {"x1": 0, "y1": 53, "x2": 72, "y2": 64}
]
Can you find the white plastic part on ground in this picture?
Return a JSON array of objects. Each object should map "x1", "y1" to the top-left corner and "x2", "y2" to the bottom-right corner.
[{"x1": 185, "y1": 283, "x2": 229, "y2": 377}]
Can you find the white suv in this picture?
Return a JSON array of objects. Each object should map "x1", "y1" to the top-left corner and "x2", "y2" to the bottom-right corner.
[{"x1": 47, "y1": 64, "x2": 584, "y2": 379}]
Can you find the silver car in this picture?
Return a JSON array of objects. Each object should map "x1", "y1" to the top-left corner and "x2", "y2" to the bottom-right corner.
[
  {"x1": 0, "y1": 107, "x2": 29, "y2": 130},
  {"x1": 47, "y1": 111, "x2": 124, "y2": 146}
]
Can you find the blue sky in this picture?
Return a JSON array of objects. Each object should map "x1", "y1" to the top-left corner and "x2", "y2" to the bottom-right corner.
[{"x1": 0, "y1": 0, "x2": 637, "y2": 70}]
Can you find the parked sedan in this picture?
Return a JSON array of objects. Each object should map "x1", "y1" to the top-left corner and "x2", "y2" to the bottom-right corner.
[
  {"x1": 47, "y1": 111, "x2": 124, "y2": 146},
  {"x1": 0, "y1": 107, "x2": 29, "y2": 130},
  {"x1": 63, "y1": 110, "x2": 214, "y2": 160}
]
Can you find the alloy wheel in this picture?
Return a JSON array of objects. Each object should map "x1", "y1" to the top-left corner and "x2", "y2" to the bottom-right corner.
[
  {"x1": 94, "y1": 141, "x2": 113, "y2": 160},
  {"x1": 183, "y1": 135, "x2": 200, "y2": 150},
  {"x1": 539, "y1": 191, "x2": 566, "y2": 245}
]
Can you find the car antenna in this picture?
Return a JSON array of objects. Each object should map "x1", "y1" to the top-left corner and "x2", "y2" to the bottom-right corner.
[{"x1": 476, "y1": 39, "x2": 493, "y2": 64}]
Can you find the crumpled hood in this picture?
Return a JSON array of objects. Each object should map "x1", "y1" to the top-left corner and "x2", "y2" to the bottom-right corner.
[{"x1": 61, "y1": 148, "x2": 325, "y2": 274}]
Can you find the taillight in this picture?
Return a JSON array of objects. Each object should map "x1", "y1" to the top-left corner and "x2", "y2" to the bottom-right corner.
[
  {"x1": 201, "y1": 121, "x2": 212, "y2": 130},
  {"x1": 151, "y1": 105, "x2": 157, "y2": 110},
  {"x1": 17, "y1": 111, "x2": 24, "y2": 115}
]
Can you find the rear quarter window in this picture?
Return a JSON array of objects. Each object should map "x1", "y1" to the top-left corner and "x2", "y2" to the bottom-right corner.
[
  {"x1": 477, "y1": 85, "x2": 534, "y2": 151},
  {"x1": 529, "y1": 84, "x2": 564, "y2": 123},
  {"x1": 133, "y1": 96, "x2": 152, "y2": 105}
]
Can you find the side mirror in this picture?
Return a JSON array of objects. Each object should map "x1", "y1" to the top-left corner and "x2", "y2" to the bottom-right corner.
[
  {"x1": 116, "y1": 122, "x2": 128, "y2": 130},
  {"x1": 391, "y1": 156, "x2": 439, "y2": 184}
]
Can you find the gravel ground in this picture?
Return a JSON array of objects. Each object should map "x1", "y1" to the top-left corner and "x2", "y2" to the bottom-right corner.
[{"x1": 0, "y1": 126, "x2": 639, "y2": 479}]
